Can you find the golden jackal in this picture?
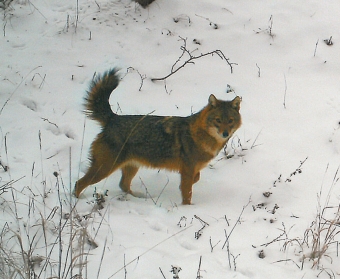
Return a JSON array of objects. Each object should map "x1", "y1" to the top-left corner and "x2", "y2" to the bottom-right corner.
[{"x1": 74, "y1": 69, "x2": 241, "y2": 204}]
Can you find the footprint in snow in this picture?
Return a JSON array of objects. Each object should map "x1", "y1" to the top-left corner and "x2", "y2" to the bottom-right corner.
[{"x1": 22, "y1": 99, "x2": 38, "y2": 112}]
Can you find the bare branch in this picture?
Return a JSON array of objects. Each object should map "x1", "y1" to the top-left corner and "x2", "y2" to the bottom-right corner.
[{"x1": 151, "y1": 37, "x2": 237, "y2": 82}]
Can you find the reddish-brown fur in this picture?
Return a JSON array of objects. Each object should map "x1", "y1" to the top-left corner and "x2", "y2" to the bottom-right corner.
[{"x1": 74, "y1": 69, "x2": 242, "y2": 204}]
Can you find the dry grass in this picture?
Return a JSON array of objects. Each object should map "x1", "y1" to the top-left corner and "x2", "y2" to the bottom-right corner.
[
  {"x1": 0, "y1": 165, "x2": 107, "y2": 279},
  {"x1": 263, "y1": 165, "x2": 340, "y2": 276}
]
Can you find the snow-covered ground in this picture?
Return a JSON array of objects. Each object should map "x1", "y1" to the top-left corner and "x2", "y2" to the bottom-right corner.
[{"x1": 1, "y1": 0, "x2": 340, "y2": 278}]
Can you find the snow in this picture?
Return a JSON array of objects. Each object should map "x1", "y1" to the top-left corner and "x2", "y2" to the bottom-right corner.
[{"x1": 1, "y1": 0, "x2": 340, "y2": 278}]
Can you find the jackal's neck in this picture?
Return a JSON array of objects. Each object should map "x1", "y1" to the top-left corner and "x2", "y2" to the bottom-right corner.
[{"x1": 189, "y1": 106, "x2": 226, "y2": 158}]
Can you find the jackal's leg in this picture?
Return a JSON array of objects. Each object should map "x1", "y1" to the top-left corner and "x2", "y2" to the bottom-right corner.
[
  {"x1": 193, "y1": 172, "x2": 200, "y2": 183},
  {"x1": 119, "y1": 165, "x2": 139, "y2": 193},
  {"x1": 74, "y1": 138, "x2": 122, "y2": 197},
  {"x1": 179, "y1": 166, "x2": 196, "y2": 205}
]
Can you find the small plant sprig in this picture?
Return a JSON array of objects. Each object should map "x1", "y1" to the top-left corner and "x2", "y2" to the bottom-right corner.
[
  {"x1": 170, "y1": 265, "x2": 181, "y2": 279},
  {"x1": 194, "y1": 215, "x2": 209, "y2": 239},
  {"x1": 177, "y1": 216, "x2": 187, "y2": 228},
  {"x1": 0, "y1": 160, "x2": 9, "y2": 172},
  {"x1": 285, "y1": 157, "x2": 308, "y2": 183},
  {"x1": 160, "y1": 257, "x2": 203, "y2": 279},
  {"x1": 173, "y1": 14, "x2": 191, "y2": 25},
  {"x1": 223, "y1": 198, "x2": 251, "y2": 271},
  {"x1": 254, "y1": 15, "x2": 275, "y2": 38},
  {"x1": 273, "y1": 157, "x2": 308, "y2": 187},
  {"x1": 324, "y1": 36, "x2": 333, "y2": 46},
  {"x1": 195, "y1": 13, "x2": 218, "y2": 29},
  {"x1": 93, "y1": 187, "x2": 108, "y2": 210},
  {"x1": 218, "y1": 134, "x2": 248, "y2": 163}
]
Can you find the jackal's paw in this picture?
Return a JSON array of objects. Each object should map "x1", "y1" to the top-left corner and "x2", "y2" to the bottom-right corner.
[
  {"x1": 130, "y1": 191, "x2": 149, "y2": 199},
  {"x1": 182, "y1": 199, "x2": 192, "y2": 205},
  {"x1": 72, "y1": 188, "x2": 77, "y2": 197}
]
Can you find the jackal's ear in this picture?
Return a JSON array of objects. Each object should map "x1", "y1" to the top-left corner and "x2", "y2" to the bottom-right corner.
[
  {"x1": 231, "y1": 96, "x2": 241, "y2": 111},
  {"x1": 209, "y1": 94, "x2": 218, "y2": 107}
]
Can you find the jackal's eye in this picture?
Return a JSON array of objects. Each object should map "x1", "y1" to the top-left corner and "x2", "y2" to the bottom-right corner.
[
  {"x1": 228, "y1": 118, "x2": 234, "y2": 124},
  {"x1": 215, "y1": 117, "x2": 222, "y2": 124}
]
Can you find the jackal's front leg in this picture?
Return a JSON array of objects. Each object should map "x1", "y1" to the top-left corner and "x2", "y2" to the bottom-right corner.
[{"x1": 179, "y1": 167, "x2": 196, "y2": 205}]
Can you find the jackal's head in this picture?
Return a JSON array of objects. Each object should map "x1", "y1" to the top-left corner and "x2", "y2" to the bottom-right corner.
[{"x1": 205, "y1": 94, "x2": 242, "y2": 142}]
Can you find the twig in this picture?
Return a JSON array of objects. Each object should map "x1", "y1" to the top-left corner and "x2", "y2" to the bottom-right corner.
[
  {"x1": 155, "y1": 176, "x2": 170, "y2": 204},
  {"x1": 4, "y1": 133, "x2": 10, "y2": 179},
  {"x1": 231, "y1": 253, "x2": 240, "y2": 271},
  {"x1": 283, "y1": 73, "x2": 287, "y2": 109},
  {"x1": 313, "y1": 39, "x2": 319, "y2": 57},
  {"x1": 56, "y1": 173, "x2": 63, "y2": 279},
  {"x1": 256, "y1": 63, "x2": 261, "y2": 77},
  {"x1": 268, "y1": 15, "x2": 274, "y2": 37},
  {"x1": 317, "y1": 268, "x2": 336, "y2": 279},
  {"x1": 151, "y1": 37, "x2": 236, "y2": 81},
  {"x1": 96, "y1": 238, "x2": 107, "y2": 278},
  {"x1": 222, "y1": 198, "x2": 251, "y2": 270},
  {"x1": 251, "y1": 129, "x2": 263, "y2": 149},
  {"x1": 123, "y1": 254, "x2": 127, "y2": 279},
  {"x1": 0, "y1": 159, "x2": 8, "y2": 172},
  {"x1": 224, "y1": 215, "x2": 230, "y2": 226},
  {"x1": 139, "y1": 177, "x2": 156, "y2": 204},
  {"x1": 38, "y1": 130, "x2": 46, "y2": 200},
  {"x1": 195, "y1": 14, "x2": 218, "y2": 29},
  {"x1": 173, "y1": 14, "x2": 191, "y2": 25},
  {"x1": 126, "y1": 67, "x2": 146, "y2": 91},
  {"x1": 272, "y1": 259, "x2": 301, "y2": 269},
  {"x1": 222, "y1": 198, "x2": 251, "y2": 249},
  {"x1": 177, "y1": 216, "x2": 187, "y2": 228},
  {"x1": 194, "y1": 215, "x2": 209, "y2": 226},
  {"x1": 194, "y1": 215, "x2": 209, "y2": 239},
  {"x1": 31, "y1": 72, "x2": 46, "y2": 89},
  {"x1": 0, "y1": 66, "x2": 42, "y2": 115},
  {"x1": 164, "y1": 80, "x2": 172, "y2": 95},
  {"x1": 3, "y1": 19, "x2": 7, "y2": 37},
  {"x1": 107, "y1": 225, "x2": 193, "y2": 278},
  {"x1": 68, "y1": 147, "x2": 74, "y2": 279},
  {"x1": 0, "y1": 176, "x2": 25, "y2": 196},
  {"x1": 253, "y1": 15, "x2": 275, "y2": 38},
  {"x1": 209, "y1": 237, "x2": 221, "y2": 252},
  {"x1": 159, "y1": 267, "x2": 167, "y2": 279},
  {"x1": 27, "y1": 0, "x2": 47, "y2": 20},
  {"x1": 260, "y1": 232, "x2": 286, "y2": 247},
  {"x1": 75, "y1": 0, "x2": 79, "y2": 31},
  {"x1": 41, "y1": 118, "x2": 59, "y2": 129},
  {"x1": 196, "y1": 256, "x2": 202, "y2": 279}
]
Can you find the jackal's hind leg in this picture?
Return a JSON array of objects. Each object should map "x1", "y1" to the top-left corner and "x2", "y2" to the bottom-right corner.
[
  {"x1": 119, "y1": 165, "x2": 139, "y2": 194},
  {"x1": 74, "y1": 137, "x2": 121, "y2": 197}
]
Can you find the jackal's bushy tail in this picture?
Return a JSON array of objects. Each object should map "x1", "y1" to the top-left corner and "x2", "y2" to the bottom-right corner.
[{"x1": 85, "y1": 68, "x2": 120, "y2": 126}]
